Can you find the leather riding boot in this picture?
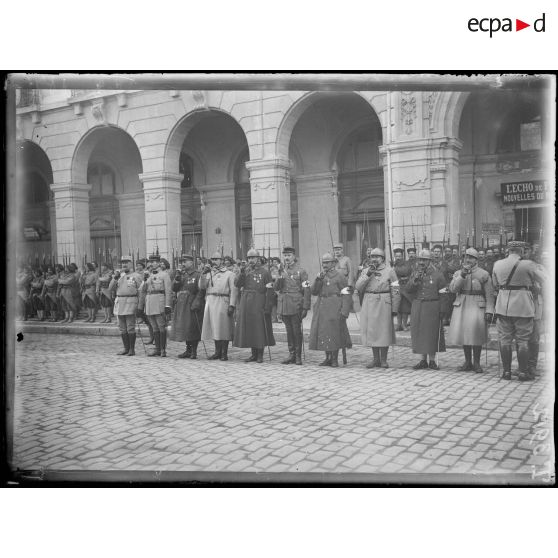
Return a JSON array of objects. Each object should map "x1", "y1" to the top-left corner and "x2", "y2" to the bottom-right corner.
[
  {"x1": 517, "y1": 344, "x2": 532, "y2": 381},
  {"x1": 256, "y1": 349, "x2": 264, "y2": 363},
  {"x1": 208, "y1": 341, "x2": 221, "y2": 360},
  {"x1": 160, "y1": 330, "x2": 167, "y2": 357},
  {"x1": 319, "y1": 352, "x2": 332, "y2": 366},
  {"x1": 60, "y1": 312, "x2": 68, "y2": 323},
  {"x1": 295, "y1": 348, "x2": 302, "y2": 365},
  {"x1": 281, "y1": 351, "x2": 296, "y2": 365},
  {"x1": 190, "y1": 341, "x2": 198, "y2": 360},
  {"x1": 458, "y1": 345, "x2": 473, "y2": 371},
  {"x1": 146, "y1": 321, "x2": 154, "y2": 344},
  {"x1": 178, "y1": 344, "x2": 191, "y2": 358},
  {"x1": 220, "y1": 340, "x2": 229, "y2": 361},
  {"x1": 148, "y1": 332, "x2": 161, "y2": 356},
  {"x1": 117, "y1": 333, "x2": 130, "y2": 355},
  {"x1": 330, "y1": 350, "x2": 339, "y2": 368},
  {"x1": 528, "y1": 342, "x2": 539, "y2": 375},
  {"x1": 244, "y1": 348, "x2": 257, "y2": 363},
  {"x1": 68, "y1": 311, "x2": 74, "y2": 323},
  {"x1": 380, "y1": 347, "x2": 389, "y2": 368},
  {"x1": 500, "y1": 344, "x2": 512, "y2": 380},
  {"x1": 127, "y1": 333, "x2": 136, "y2": 356},
  {"x1": 472, "y1": 345, "x2": 483, "y2": 373}
]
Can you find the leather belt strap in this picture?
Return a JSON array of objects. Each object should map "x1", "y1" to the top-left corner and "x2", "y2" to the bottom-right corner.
[
  {"x1": 117, "y1": 294, "x2": 138, "y2": 297},
  {"x1": 148, "y1": 290, "x2": 165, "y2": 294},
  {"x1": 319, "y1": 293, "x2": 340, "y2": 298},
  {"x1": 365, "y1": 290, "x2": 390, "y2": 294},
  {"x1": 499, "y1": 286, "x2": 529, "y2": 291},
  {"x1": 417, "y1": 298, "x2": 439, "y2": 302},
  {"x1": 208, "y1": 293, "x2": 229, "y2": 297}
]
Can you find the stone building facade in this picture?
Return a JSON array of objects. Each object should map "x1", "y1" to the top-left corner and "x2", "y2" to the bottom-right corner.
[{"x1": 15, "y1": 81, "x2": 552, "y2": 277}]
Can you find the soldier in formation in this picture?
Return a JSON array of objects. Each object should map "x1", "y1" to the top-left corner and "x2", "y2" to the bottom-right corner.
[
  {"x1": 392, "y1": 248, "x2": 412, "y2": 331},
  {"x1": 308, "y1": 252, "x2": 352, "y2": 368},
  {"x1": 233, "y1": 248, "x2": 276, "y2": 363}
]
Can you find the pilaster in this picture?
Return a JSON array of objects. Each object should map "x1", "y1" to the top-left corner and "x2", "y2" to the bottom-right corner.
[{"x1": 115, "y1": 191, "x2": 146, "y2": 257}]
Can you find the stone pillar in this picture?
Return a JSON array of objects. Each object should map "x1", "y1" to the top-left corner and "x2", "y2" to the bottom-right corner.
[
  {"x1": 116, "y1": 191, "x2": 146, "y2": 257},
  {"x1": 380, "y1": 137, "x2": 462, "y2": 249},
  {"x1": 46, "y1": 200, "x2": 57, "y2": 254},
  {"x1": 296, "y1": 171, "x2": 339, "y2": 279},
  {"x1": 139, "y1": 172, "x2": 182, "y2": 259},
  {"x1": 197, "y1": 183, "x2": 237, "y2": 257},
  {"x1": 245, "y1": 159, "x2": 291, "y2": 259},
  {"x1": 50, "y1": 182, "x2": 91, "y2": 263}
]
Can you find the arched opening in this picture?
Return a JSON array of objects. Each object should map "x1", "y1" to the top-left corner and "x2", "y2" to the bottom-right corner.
[
  {"x1": 458, "y1": 90, "x2": 547, "y2": 247},
  {"x1": 171, "y1": 110, "x2": 249, "y2": 258},
  {"x1": 287, "y1": 92, "x2": 383, "y2": 272},
  {"x1": 73, "y1": 126, "x2": 144, "y2": 265},
  {"x1": 16, "y1": 140, "x2": 54, "y2": 265}
]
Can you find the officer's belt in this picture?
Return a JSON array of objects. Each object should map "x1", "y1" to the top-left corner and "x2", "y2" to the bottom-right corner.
[
  {"x1": 364, "y1": 290, "x2": 390, "y2": 294},
  {"x1": 319, "y1": 293, "x2": 341, "y2": 298},
  {"x1": 461, "y1": 290, "x2": 484, "y2": 295},
  {"x1": 148, "y1": 290, "x2": 165, "y2": 294},
  {"x1": 242, "y1": 289, "x2": 261, "y2": 293},
  {"x1": 208, "y1": 293, "x2": 230, "y2": 297},
  {"x1": 417, "y1": 298, "x2": 439, "y2": 302},
  {"x1": 499, "y1": 286, "x2": 529, "y2": 291},
  {"x1": 117, "y1": 294, "x2": 138, "y2": 297}
]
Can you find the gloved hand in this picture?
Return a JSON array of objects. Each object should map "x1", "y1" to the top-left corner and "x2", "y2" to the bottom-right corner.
[
  {"x1": 300, "y1": 309, "x2": 308, "y2": 319},
  {"x1": 203, "y1": 264, "x2": 212, "y2": 273},
  {"x1": 485, "y1": 312, "x2": 493, "y2": 323},
  {"x1": 340, "y1": 312, "x2": 349, "y2": 320},
  {"x1": 227, "y1": 305, "x2": 235, "y2": 317},
  {"x1": 347, "y1": 286, "x2": 354, "y2": 295},
  {"x1": 165, "y1": 306, "x2": 172, "y2": 316},
  {"x1": 366, "y1": 267, "x2": 374, "y2": 277},
  {"x1": 317, "y1": 272, "x2": 325, "y2": 280}
]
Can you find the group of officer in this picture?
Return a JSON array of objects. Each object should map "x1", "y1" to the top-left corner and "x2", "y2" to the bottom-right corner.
[{"x1": 18, "y1": 237, "x2": 547, "y2": 382}]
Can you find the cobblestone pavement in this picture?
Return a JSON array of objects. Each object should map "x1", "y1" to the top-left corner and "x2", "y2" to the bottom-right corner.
[{"x1": 11, "y1": 333, "x2": 554, "y2": 483}]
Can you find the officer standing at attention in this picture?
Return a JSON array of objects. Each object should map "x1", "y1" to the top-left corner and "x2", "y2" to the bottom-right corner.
[
  {"x1": 200, "y1": 251, "x2": 238, "y2": 361},
  {"x1": 140, "y1": 256, "x2": 173, "y2": 357},
  {"x1": 111, "y1": 255, "x2": 143, "y2": 356},
  {"x1": 309, "y1": 252, "x2": 352, "y2": 368},
  {"x1": 274, "y1": 246, "x2": 311, "y2": 365},
  {"x1": 233, "y1": 248, "x2": 276, "y2": 363},
  {"x1": 404, "y1": 249, "x2": 447, "y2": 370},
  {"x1": 392, "y1": 247, "x2": 413, "y2": 331},
  {"x1": 356, "y1": 248, "x2": 399, "y2": 369},
  {"x1": 171, "y1": 254, "x2": 205, "y2": 359},
  {"x1": 493, "y1": 240, "x2": 545, "y2": 381},
  {"x1": 448, "y1": 248, "x2": 494, "y2": 373}
]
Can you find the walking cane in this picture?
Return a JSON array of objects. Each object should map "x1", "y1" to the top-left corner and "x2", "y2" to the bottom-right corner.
[
  {"x1": 301, "y1": 321, "x2": 306, "y2": 361},
  {"x1": 136, "y1": 321, "x2": 148, "y2": 356},
  {"x1": 194, "y1": 311, "x2": 209, "y2": 359},
  {"x1": 436, "y1": 317, "x2": 442, "y2": 368}
]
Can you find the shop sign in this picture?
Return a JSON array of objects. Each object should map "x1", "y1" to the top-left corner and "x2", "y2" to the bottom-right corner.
[{"x1": 500, "y1": 180, "x2": 549, "y2": 205}]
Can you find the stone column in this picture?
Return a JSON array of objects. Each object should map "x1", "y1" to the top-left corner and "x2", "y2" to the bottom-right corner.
[
  {"x1": 139, "y1": 172, "x2": 182, "y2": 259},
  {"x1": 380, "y1": 137, "x2": 462, "y2": 249},
  {"x1": 116, "y1": 191, "x2": 146, "y2": 257},
  {"x1": 196, "y1": 183, "x2": 237, "y2": 257},
  {"x1": 245, "y1": 158, "x2": 291, "y2": 259},
  {"x1": 50, "y1": 182, "x2": 91, "y2": 263},
  {"x1": 46, "y1": 200, "x2": 57, "y2": 254},
  {"x1": 295, "y1": 171, "x2": 339, "y2": 279}
]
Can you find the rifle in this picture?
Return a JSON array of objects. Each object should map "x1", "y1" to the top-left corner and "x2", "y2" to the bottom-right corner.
[
  {"x1": 402, "y1": 215, "x2": 407, "y2": 260},
  {"x1": 387, "y1": 216, "x2": 394, "y2": 265},
  {"x1": 411, "y1": 215, "x2": 417, "y2": 251}
]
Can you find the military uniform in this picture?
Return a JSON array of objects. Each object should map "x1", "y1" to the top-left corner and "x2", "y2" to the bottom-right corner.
[
  {"x1": 392, "y1": 256, "x2": 413, "y2": 329},
  {"x1": 233, "y1": 257, "x2": 276, "y2": 363},
  {"x1": 448, "y1": 249, "x2": 495, "y2": 372},
  {"x1": 111, "y1": 259, "x2": 143, "y2": 356},
  {"x1": 41, "y1": 270, "x2": 59, "y2": 321},
  {"x1": 492, "y1": 242, "x2": 545, "y2": 381},
  {"x1": 274, "y1": 249, "x2": 311, "y2": 365},
  {"x1": 140, "y1": 262, "x2": 172, "y2": 357},
  {"x1": 309, "y1": 269, "x2": 352, "y2": 364},
  {"x1": 57, "y1": 268, "x2": 80, "y2": 321},
  {"x1": 81, "y1": 268, "x2": 99, "y2": 321},
  {"x1": 96, "y1": 268, "x2": 114, "y2": 323},
  {"x1": 171, "y1": 262, "x2": 205, "y2": 359},
  {"x1": 200, "y1": 258, "x2": 238, "y2": 361},
  {"x1": 404, "y1": 252, "x2": 447, "y2": 368}
]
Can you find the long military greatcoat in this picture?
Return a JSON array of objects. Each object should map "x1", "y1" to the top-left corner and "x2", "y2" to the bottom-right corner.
[
  {"x1": 81, "y1": 271, "x2": 99, "y2": 306},
  {"x1": 200, "y1": 266, "x2": 238, "y2": 341},
  {"x1": 356, "y1": 263, "x2": 398, "y2": 347},
  {"x1": 58, "y1": 271, "x2": 80, "y2": 312},
  {"x1": 404, "y1": 264, "x2": 447, "y2": 354},
  {"x1": 30, "y1": 276, "x2": 45, "y2": 311},
  {"x1": 448, "y1": 264, "x2": 495, "y2": 346},
  {"x1": 170, "y1": 269, "x2": 205, "y2": 342},
  {"x1": 96, "y1": 271, "x2": 114, "y2": 307},
  {"x1": 233, "y1": 265, "x2": 276, "y2": 349},
  {"x1": 392, "y1": 260, "x2": 413, "y2": 314},
  {"x1": 308, "y1": 269, "x2": 352, "y2": 351},
  {"x1": 41, "y1": 273, "x2": 58, "y2": 309}
]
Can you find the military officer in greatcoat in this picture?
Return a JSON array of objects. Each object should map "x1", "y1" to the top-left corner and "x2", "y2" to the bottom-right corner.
[
  {"x1": 139, "y1": 256, "x2": 172, "y2": 357},
  {"x1": 41, "y1": 265, "x2": 59, "y2": 321},
  {"x1": 200, "y1": 251, "x2": 238, "y2": 361},
  {"x1": 356, "y1": 248, "x2": 399, "y2": 369},
  {"x1": 81, "y1": 262, "x2": 99, "y2": 323},
  {"x1": 448, "y1": 248, "x2": 495, "y2": 373},
  {"x1": 308, "y1": 253, "x2": 352, "y2": 368},
  {"x1": 111, "y1": 255, "x2": 143, "y2": 356},
  {"x1": 274, "y1": 246, "x2": 311, "y2": 365},
  {"x1": 392, "y1": 247, "x2": 413, "y2": 331},
  {"x1": 96, "y1": 262, "x2": 115, "y2": 323},
  {"x1": 492, "y1": 240, "x2": 545, "y2": 381},
  {"x1": 171, "y1": 254, "x2": 205, "y2": 359},
  {"x1": 233, "y1": 248, "x2": 276, "y2": 363},
  {"x1": 404, "y1": 249, "x2": 447, "y2": 370}
]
